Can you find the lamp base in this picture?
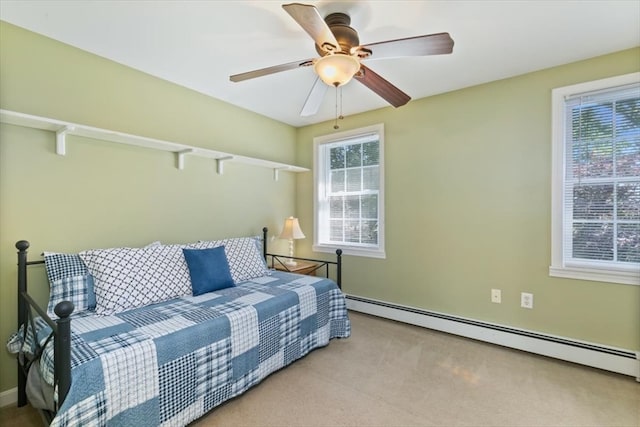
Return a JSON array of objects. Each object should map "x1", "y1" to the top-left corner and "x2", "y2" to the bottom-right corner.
[
  {"x1": 285, "y1": 239, "x2": 297, "y2": 267},
  {"x1": 284, "y1": 259, "x2": 298, "y2": 267}
]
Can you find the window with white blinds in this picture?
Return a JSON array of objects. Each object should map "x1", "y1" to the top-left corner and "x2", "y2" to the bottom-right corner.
[
  {"x1": 313, "y1": 124, "x2": 385, "y2": 258},
  {"x1": 550, "y1": 74, "x2": 640, "y2": 285}
]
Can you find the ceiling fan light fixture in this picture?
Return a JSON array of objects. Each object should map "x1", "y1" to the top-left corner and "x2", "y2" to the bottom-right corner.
[{"x1": 314, "y1": 54, "x2": 360, "y2": 87}]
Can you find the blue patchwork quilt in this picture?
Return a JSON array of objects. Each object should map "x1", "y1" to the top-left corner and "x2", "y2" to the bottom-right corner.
[{"x1": 39, "y1": 271, "x2": 349, "y2": 426}]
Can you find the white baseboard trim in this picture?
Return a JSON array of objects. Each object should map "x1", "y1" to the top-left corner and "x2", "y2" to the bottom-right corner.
[
  {"x1": 346, "y1": 295, "x2": 640, "y2": 381},
  {"x1": 0, "y1": 387, "x2": 17, "y2": 408}
]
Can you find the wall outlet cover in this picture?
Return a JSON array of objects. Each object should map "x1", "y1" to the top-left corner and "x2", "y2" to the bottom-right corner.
[{"x1": 521, "y1": 292, "x2": 533, "y2": 309}]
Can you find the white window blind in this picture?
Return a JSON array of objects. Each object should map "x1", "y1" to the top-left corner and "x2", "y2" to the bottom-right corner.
[
  {"x1": 551, "y1": 76, "x2": 640, "y2": 284},
  {"x1": 314, "y1": 124, "x2": 385, "y2": 258}
]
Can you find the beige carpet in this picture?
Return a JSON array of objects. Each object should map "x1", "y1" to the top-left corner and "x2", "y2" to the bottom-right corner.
[
  {"x1": 193, "y1": 311, "x2": 639, "y2": 427},
  {"x1": 2, "y1": 311, "x2": 639, "y2": 426}
]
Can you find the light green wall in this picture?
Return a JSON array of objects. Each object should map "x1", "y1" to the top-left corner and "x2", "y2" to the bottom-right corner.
[
  {"x1": 296, "y1": 48, "x2": 640, "y2": 351},
  {"x1": 0, "y1": 22, "x2": 296, "y2": 393}
]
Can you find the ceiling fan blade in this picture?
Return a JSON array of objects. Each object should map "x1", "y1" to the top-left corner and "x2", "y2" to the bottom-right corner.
[
  {"x1": 300, "y1": 77, "x2": 328, "y2": 117},
  {"x1": 283, "y1": 3, "x2": 340, "y2": 53},
  {"x1": 230, "y1": 59, "x2": 314, "y2": 82},
  {"x1": 360, "y1": 33, "x2": 454, "y2": 60},
  {"x1": 355, "y1": 64, "x2": 411, "y2": 108}
]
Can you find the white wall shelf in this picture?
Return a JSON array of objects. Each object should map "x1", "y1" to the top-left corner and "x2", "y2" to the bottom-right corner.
[{"x1": 0, "y1": 109, "x2": 309, "y2": 179}]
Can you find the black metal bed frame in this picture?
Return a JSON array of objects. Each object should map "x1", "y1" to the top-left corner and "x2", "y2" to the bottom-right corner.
[{"x1": 15, "y1": 226, "x2": 342, "y2": 415}]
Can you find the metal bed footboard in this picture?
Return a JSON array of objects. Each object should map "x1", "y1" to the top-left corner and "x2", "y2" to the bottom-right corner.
[
  {"x1": 261, "y1": 227, "x2": 342, "y2": 289},
  {"x1": 16, "y1": 240, "x2": 73, "y2": 412}
]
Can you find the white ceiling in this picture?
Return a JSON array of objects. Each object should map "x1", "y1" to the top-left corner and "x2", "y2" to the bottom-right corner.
[{"x1": 1, "y1": 1, "x2": 639, "y2": 127}]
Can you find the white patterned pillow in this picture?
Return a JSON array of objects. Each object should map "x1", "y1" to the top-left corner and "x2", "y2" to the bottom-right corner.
[
  {"x1": 79, "y1": 244, "x2": 191, "y2": 315},
  {"x1": 191, "y1": 237, "x2": 269, "y2": 283},
  {"x1": 42, "y1": 241, "x2": 162, "y2": 319}
]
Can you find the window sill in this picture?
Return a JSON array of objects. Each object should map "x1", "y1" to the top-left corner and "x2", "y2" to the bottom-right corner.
[
  {"x1": 313, "y1": 244, "x2": 386, "y2": 259},
  {"x1": 549, "y1": 265, "x2": 639, "y2": 286}
]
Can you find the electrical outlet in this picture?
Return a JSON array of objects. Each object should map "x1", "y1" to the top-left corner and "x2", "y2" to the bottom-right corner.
[
  {"x1": 521, "y1": 292, "x2": 533, "y2": 309},
  {"x1": 491, "y1": 289, "x2": 501, "y2": 303}
]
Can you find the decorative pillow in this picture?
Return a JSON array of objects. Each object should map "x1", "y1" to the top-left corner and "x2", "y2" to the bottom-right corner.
[
  {"x1": 191, "y1": 237, "x2": 269, "y2": 283},
  {"x1": 79, "y1": 244, "x2": 191, "y2": 315},
  {"x1": 43, "y1": 252, "x2": 96, "y2": 319},
  {"x1": 182, "y1": 247, "x2": 235, "y2": 295},
  {"x1": 42, "y1": 241, "x2": 162, "y2": 319}
]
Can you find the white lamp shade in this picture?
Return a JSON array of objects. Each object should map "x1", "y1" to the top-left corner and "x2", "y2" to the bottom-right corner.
[
  {"x1": 279, "y1": 217, "x2": 305, "y2": 240},
  {"x1": 314, "y1": 54, "x2": 360, "y2": 87}
]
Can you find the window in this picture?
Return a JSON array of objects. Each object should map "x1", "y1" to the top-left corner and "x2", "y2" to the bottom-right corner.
[
  {"x1": 550, "y1": 73, "x2": 640, "y2": 285},
  {"x1": 313, "y1": 124, "x2": 385, "y2": 258}
]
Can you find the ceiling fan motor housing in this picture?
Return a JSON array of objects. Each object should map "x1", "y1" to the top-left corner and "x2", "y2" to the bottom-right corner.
[{"x1": 315, "y1": 12, "x2": 360, "y2": 56}]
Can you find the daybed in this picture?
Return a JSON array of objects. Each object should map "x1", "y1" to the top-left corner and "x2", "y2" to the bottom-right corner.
[{"x1": 10, "y1": 227, "x2": 350, "y2": 426}]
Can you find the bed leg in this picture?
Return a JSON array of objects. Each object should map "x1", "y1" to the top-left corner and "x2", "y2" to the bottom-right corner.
[
  {"x1": 17, "y1": 368, "x2": 27, "y2": 408},
  {"x1": 16, "y1": 240, "x2": 30, "y2": 407}
]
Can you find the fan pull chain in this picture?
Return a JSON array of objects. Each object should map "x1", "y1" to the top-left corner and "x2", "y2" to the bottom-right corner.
[
  {"x1": 334, "y1": 85, "x2": 339, "y2": 129},
  {"x1": 333, "y1": 85, "x2": 345, "y2": 130},
  {"x1": 339, "y1": 86, "x2": 344, "y2": 121}
]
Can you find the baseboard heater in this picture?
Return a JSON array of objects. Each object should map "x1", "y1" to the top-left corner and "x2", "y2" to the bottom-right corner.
[{"x1": 346, "y1": 295, "x2": 640, "y2": 381}]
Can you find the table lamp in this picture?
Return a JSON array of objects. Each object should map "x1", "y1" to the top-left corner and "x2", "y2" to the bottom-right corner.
[{"x1": 279, "y1": 216, "x2": 305, "y2": 266}]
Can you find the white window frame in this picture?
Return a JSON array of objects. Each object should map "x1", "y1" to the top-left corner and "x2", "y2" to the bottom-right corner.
[
  {"x1": 313, "y1": 123, "x2": 385, "y2": 258},
  {"x1": 550, "y1": 72, "x2": 640, "y2": 285}
]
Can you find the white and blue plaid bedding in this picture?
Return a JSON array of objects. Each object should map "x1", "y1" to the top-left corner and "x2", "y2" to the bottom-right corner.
[{"x1": 31, "y1": 271, "x2": 349, "y2": 426}]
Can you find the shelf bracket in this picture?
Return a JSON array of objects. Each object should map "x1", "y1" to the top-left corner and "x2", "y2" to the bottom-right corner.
[
  {"x1": 273, "y1": 167, "x2": 289, "y2": 181},
  {"x1": 176, "y1": 149, "x2": 194, "y2": 170},
  {"x1": 55, "y1": 126, "x2": 74, "y2": 156},
  {"x1": 216, "y1": 156, "x2": 234, "y2": 175}
]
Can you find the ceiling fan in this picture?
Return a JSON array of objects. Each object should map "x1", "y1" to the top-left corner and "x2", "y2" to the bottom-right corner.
[{"x1": 230, "y1": 3, "x2": 454, "y2": 118}]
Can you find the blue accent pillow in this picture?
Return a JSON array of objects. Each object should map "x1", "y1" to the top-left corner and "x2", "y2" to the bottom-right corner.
[
  {"x1": 191, "y1": 237, "x2": 270, "y2": 283},
  {"x1": 182, "y1": 246, "x2": 235, "y2": 296}
]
